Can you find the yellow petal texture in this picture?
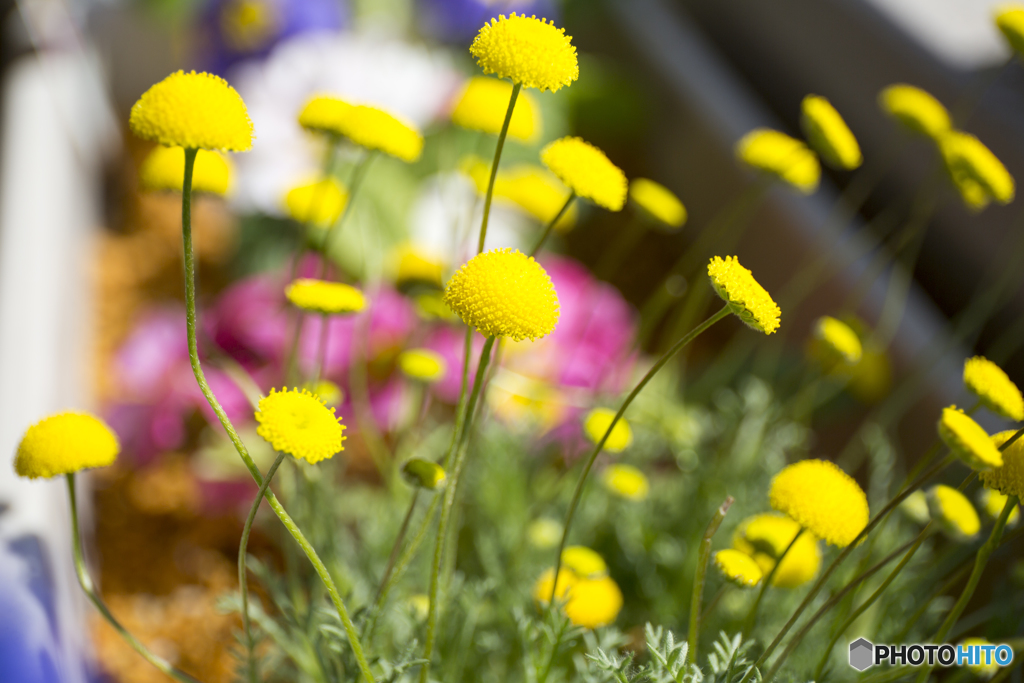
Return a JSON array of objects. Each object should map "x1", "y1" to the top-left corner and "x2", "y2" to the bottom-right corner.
[
  {"x1": 139, "y1": 146, "x2": 232, "y2": 195},
  {"x1": 939, "y1": 131, "x2": 1015, "y2": 205},
  {"x1": 980, "y1": 430, "x2": 1024, "y2": 498},
  {"x1": 15, "y1": 412, "x2": 120, "y2": 479},
  {"x1": 996, "y1": 6, "x2": 1024, "y2": 58},
  {"x1": 255, "y1": 388, "x2": 345, "y2": 464},
  {"x1": 878, "y1": 84, "x2": 951, "y2": 139},
  {"x1": 735, "y1": 128, "x2": 820, "y2": 193},
  {"x1": 470, "y1": 13, "x2": 579, "y2": 93},
  {"x1": 541, "y1": 136, "x2": 628, "y2": 211},
  {"x1": 443, "y1": 248, "x2": 560, "y2": 341},
  {"x1": 978, "y1": 488, "x2": 1020, "y2": 525},
  {"x1": 814, "y1": 316, "x2": 863, "y2": 364},
  {"x1": 561, "y1": 546, "x2": 608, "y2": 578},
  {"x1": 129, "y1": 71, "x2": 253, "y2": 151},
  {"x1": 601, "y1": 463, "x2": 649, "y2": 501},
  {"x1": 964, "y1": 356, "x2": 1024, "y2": 421},
  {"x1": 340, "y1": 105, "x2": 424, "y2": 162},
  {"x1": 532, "y1": 568, "x2": 623, "y2": 629},
  {"x1": 800, "y1": 95, "x2": 862, "y2": 170},
  {"x1": 629, "y1": 178, "x2": 687, "y2": 229},
  {"x1": 928, "y1": 484, "x2": 981, "y2": 540},
  {"x1": 583, "y1": 407, "x2": 633, "y2": 453},
  {"x1": 450, "y1": 76, "x2": 541, "y2": 142},
  {"x1": 769, "y1": 459, "x2": 869, "y2": 547},
  {"x1": 713, "y1": 549, "x2": 763, "y2": 587},
  {"x1": 708, "y1": 256, "x2": 781, "y2": 335},
  {"x1": 938, "y1": 406, "x2": 1003, "y2": 470},
  {"x1": 284, "y1": 178, "x2": 349, "y2": 228},
  {"x1": 298, "y1": 94, "x2": 353, "y2": 136},
  {"x1": 732, "y1": 513, "x2": 821, "y2": 588},
  {"x1": 284, "y1": 279, "x2": 366, "y2": 316},
  {"x1": 398, "y1": 348, "x2": 448, "y2": 383}
]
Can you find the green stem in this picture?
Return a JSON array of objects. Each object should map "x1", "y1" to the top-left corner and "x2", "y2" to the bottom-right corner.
[
  {"x1": 178, "y1": 148, "x2": 375, "y2": 683},
  {"x1": 537, "y1": 615, "x2": 569, "y2": 683},
  {"x1": 66, "y1": 474, "x2": 203, "y2": 683},
  {"x1": 689, "y1": 496, "x2": 734, "y2": 663},
  {"x1": 743, "y1": 527, "x2": 804, "y2": 635},
  {"x1": 551, "y1": 305, "x2": 731, "y2": 600},
  {"x1": 311, "y1": 313, "x2": 329, "y2": 386},
  {"x1": 372, "y1": 489, "x2": 421, "y2": 610},
  {"x1": 529, "y1": 193, "x2": 576, "y2": 257},
  {"x1": 318, "y1": 151, "x2": 377, "y2": 279},
  {"x1": 289, "y1": 135, "x2": 341, "y2": 284},
  {"x1": 477, "y1": 84, "x2": 521, "y2": 255}
]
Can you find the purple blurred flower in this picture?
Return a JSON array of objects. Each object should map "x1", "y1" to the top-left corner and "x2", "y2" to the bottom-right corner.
[
  {"x1": 209, "y1": 274, "x2": 290, "y2": 365},
  {"x1": 418, "y1": 0, "x2": 558, "y2": 43},
  {"x1": 423, "y1": 324, "x2": 486, "y2": 403}
]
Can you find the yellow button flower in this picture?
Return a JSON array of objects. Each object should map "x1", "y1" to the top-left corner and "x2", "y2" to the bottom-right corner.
[
  {"x1": 939, "y1": 406, "x2": 1003, "y2": 470},
  {"x1": 978, "y1": 488, "x2": 1020, "y2": 526},
  {"x1": 960, "y1": 637, "x2": 1001, "y2": 678},
  {"x1": 996, "y1": 6, "x2": 1024, "y2": 59},
  {"x1": 813, "y1": 315, "x2": 863, "y2": 365},
  {"x1": 601, "y1": 463, "x2": 649, "y2": 501},
  {"x1": 732, "y1": 513, "x2": 822, "y2": 588},
  {"x1": 878, "y1": 84, "x2": 951, "y2": 139},
  {"x1": 708, "y1": 255, "x2": 781, "y2": 335},
  {"x1": 899, "y1": 490, "x2": 932, "y2": 525},
  {"x1": 501, "y1": 166, "x2": 578, "y2": 230},
  {"x1": 735, "y1": 128, "x2": 820, "y2": 194},
  {"x1": 451, "y1": 76, "x2": 541, "y2": 142},
  {"x1": 713, "y1": 549, "x2": 763, "y2": 587},
  {"x1": 284, "y1": 177, "x2": 348, "y2": 228},
  {"x1": 561, "y1": 546, "x2": 608, "y2": 578},
  {"x1": 401, "y1": 458, "x2": 447, "y2": 491},
  {"x1": 398, "y1": 348, "x2": 448, "y2": 383},
  {"x1": 298, "y1": 94, "x2": 352, "y2": 137},
  {"x1": 284, "y1": 279, "x2": 366, "y2": 315},
  {"x1": 255, "y1": 388, "x2": 345, "y2": 464},
  {"x1": 980, "y1": 430, "x2": 1024, "y2": 498},
  {"x1": 769, "y1": 459, "x2": 869, "y2": 547},
  {"x1": 532, "y1": 568, "x2": 622, "y2": 629},
  {"x1": 541, "y1": 137, "x2": 628, "y2": 211},
  {"x1": 939, "y1": 131, "x2": 1015, "y2": 206},
  {"x1": 928, "y1": 484, "x2": 981, "y2": 540},
  {"x1": 308, "y1": 379, "x2": 343, "y2": 407},
  {"x1": 629, "y1": 178, "x2": 687, "y2": 229},
  {"x1": 800, "y1": 95, "x2": 862, "y2": 170},
  {"x1": 391, "y1": 244, "x2": 446, "y2": 290},
  {"x1": 964, "y1": 356, "x2": 1024, "y2": 422},
  {"x1": 527, "y1": 518, "x2": 563, "y2": 548},
  {"x1": 343, "y1": 106, "x2": 424, "y2": 162},
  {"x1": 140, "y1": 146, "x2": 232, "y2": 195},
  {"x1": 443, "y1": 248, "x2": 560, "y2": 341},
  {"x1": 15, "y1": 412, "x2": 120, "y2": 479},
  {"x1": 130, "y1": 71, "x2": 253, "y2": 151},
  {"x1": 470, "y1": 13, "x2": 578, "y2": 93},
  {"x1": 583, "y1": 407, "x2": 633, "y2": 453}
]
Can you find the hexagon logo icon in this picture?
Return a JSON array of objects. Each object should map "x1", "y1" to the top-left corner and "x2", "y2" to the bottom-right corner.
[{"x1": 849, "y1": 638, "x2": 874, "y2": 671}]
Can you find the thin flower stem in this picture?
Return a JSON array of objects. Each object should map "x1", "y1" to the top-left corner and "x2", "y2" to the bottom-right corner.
[
  {"x1": 689, "y1": 496, "x2": 734, "y2": 663},
  {"x1": 239, "y1": 451, "x2": 287, "y2": 683},
  {"x1": 444, "y1": 327, "x2": 475, "y2": 471},
  {"x1": 529, "y1": 193, "x2": 576, "y2": 257},
  {"x1": 742, "y1": 527, "x2": 805, "y2": 635},
  {"x1": 311, "y1": 313, "x2": 329, "y2": 386},
  {"x1": 537, "y1": 615, "x2": 569, "y2": 683},
  {"x1": 66, "y1": 474, "x2": 203, "y2": 683},
  {"x1": 551, "y1": 305, "x2": 731, "y2": 600},
  {"x1": 178, "y1": 149, "x2": 376, "y2": 683},
  {"x1": 318, "y1": 151, "x2": 377, "y2": 279},
  {"x1": 289, "y1": 135, "x2": 341, "y2": 284},
  {"x1": 372, "y1": 489, "x2": 421, "y2": 609},
  {"x1": 477, "y1": 83, "x2": 521, "y2": 255}
]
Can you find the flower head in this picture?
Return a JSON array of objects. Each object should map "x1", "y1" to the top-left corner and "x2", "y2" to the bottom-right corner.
[
  {"x1": 980, "y1": 430, "x2": 1024, "y2": 498},
  {"x1": 900, "y1": 490, "x2": 932, "y2": 525},
  {"x1": 601, "y1": 463, "x2": 649, "y2": 501},
  {"x1": 732, "y1": 513, "x2": 821, "y2": 588},
  {"x1": 583, "y1": 407, "x2": 633, "y2": 453},
  {"x1": 341, "y1": 105, "x2": 424, "y2": 162},
  {"x1": 527, "y1": 518, "x2": 563, "y2": 548},
  {"x1": 398, "y1": 348, "x2": 448, "y2": 383},
  {"x1": 629, "y1": 178, "x2": 687, "y2": 229},
  {"x1": 996, "y1": 6, "x2": 1024, "y2": 58},
  {"x1": 769, "y1": 459, "x2": 869, "y2": 547},
  {"x1": 879, "y1": 84, "x2": 951, "y2": 139},
  {"x1": 443, "y1": 248, "x2": 560, "y2": 340},
  {"x1": 451, "y1": 76, "x2": 541, "y2": 142},
  {"x1": 308, "y1": 379, "x2": 343, "y2": 407},
  {"x1": 928, "y1": 484, "x2": 981, "y2": 540},
  {"x1": 401, "y1": 458, "x2": 447, "y2": 490},
  {"x1": 254, "y1": 388, "x2": 344, "y2": 463},
  {"x1": 735, "y1": 128, "x2": 820, "y2": 193},
  {"x1": 708, "y1": 256, "x2": 781, "y2": 334},
  {"x1": 800, "y1": 95, "x2": 862, "y2": 170},
  {"x1": 938, "y1": 406, "x2": 1003, "y2": 470},
  {"x1": 392, "y1": 244, "x2": 446, "y2": 290},
  {"x1": 298, "y1": 94, "x2": 352, "y2": 136},
  {"x1": 561, "y1": 546, "x2": 608, "y2": 578},
  {"x1": 140, "y1": 146, "x2": 232, "y2": 195},
  {"x1": 285, "y1": 279, "x2": 366, "y2": 315},
  {"x1": 541, "y1": 137, "x2": 627, "y2": 211},
  {"x1": 964, "y1": 356, "x2": 1023, "y2": 421},
  {"x1": 713, "y1": 549, "x2": 763, "y2": 587},
  {"x1": 961, "y1": 637, "x2": 1000, "y2": 678},
  {"x1": 130, "y1": 71, "x2": 253, "y2": 151},
  {"x1": 462, "y1": 157, "x2": 578, "y2": 229},
  {"x1": 978, "y1": 488, "x2": 1020, "y2": 526},
  {"x1": 470, "y1": 14, "x2": 578, "y2": 92},
  {"x1": 939, "y1": 131, "x2": 1015, "y2": 206},
  {"x1": 813, "y1": 315, "x2": 863, "y2": 365},
  {"x1": 284, "y1": 178, "x2": 348, "y2": 228},
  {"x1": 14, "y1": 412, "x2": 119, "y2": 479},
  {"x1": 532, "y1": 568, "x2": 623, "y2": 629}
]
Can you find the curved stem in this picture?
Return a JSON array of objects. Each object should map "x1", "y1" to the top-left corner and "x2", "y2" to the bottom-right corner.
[
  {"x1": 742, "y1": 527, "x2": 804, "y2": 635},
  {"x1": 66, "y1": 474, "x2": 203, "y2": 683},
  {"x1": 372, "y1": 489, "x2": 421, "y2": 609},
  {"x1": 477, "y1": 84, "x2": 521, "y2": 255},
  {"x1": 239, "y1": 451, "x2": 287, "y2": 683},
  {"x1": 529, "y1": 193, "x2": 576, "y2": 257},
  {"x1": 689, "y1": 497, "x2": 733, "y2": 663}
]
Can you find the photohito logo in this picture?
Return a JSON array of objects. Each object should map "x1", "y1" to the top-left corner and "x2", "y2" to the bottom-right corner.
[{"x1": 849, "y1": 638, "x2": 1014, "y2": 671}]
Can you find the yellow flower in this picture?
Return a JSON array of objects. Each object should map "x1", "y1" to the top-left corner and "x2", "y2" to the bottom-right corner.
[
  {"x1": 629, "y1": 178, "x2": 687, "y2": 229},
  {"x1": 220, "y1": 0, "x2": 276, "y2": 51},
  {"x1": 129, "y1": 71, "x2": 253, "y2": 151},
  {"x1": 344, "y1": 106, "x2": 424, "y2": 162},
  {"x1": 980, "y1": 430, "x2": 1024, "y2": 498},
  {"x1": 541, "y1": 137, "x2": 628, "y2": 211},
  {"x1": 583, "y1": 407, "x2": 633, "y2": 453},
  {"x1": 878, "y1": 84, "x2": 951, "y2": 139},
  {"x1": 14, "y1": 412, "x2": 120, "y2": 479},
  {"x1": 601, "y1": 463, "x2": 649, "y2": 501},
  {"x1": 713, "y1": 549, "x2": 763, "y2": 587},
  {"x1": 527, "y1": 518, "x2": 563, "y2": 548},
  {"x1": 390, "y1": 244, "x2": 446, "y2": 290},
  {"x1": 939, "y1": 131, "x2": 1015, "y2": 206},
  {"x1": 769, "y1": 459, "x2": 869, "y2": 547},
  {"x1": 964, "y1": 356, "x2": 1024, "y2": 421},
  {"x1": 298, "y1": 94, "x2": 352, "y2": 136},
  {"x1": 398, "y1": 348, "x2": 447, "y2": 383},
  {"x1": 899, "y1": 490, "x2": 932, "y2": 525},
  {"x1": 960, "y1": 638, "x2": 1001, "y2": 678},
  {"x1": 451, "y1": 76, "x2": 541, "y2": 142},
  {"x1": 735, "y1": 128, "x2": 820, "y2": 193},
  {"x1": 939, "y1": 406, "x2": 1003, "y2": 470},
  {"x1": 532, "y1": 568, "x2": 623, "y2": 629},
  {"x1": 401, "y1": 458, "x2": 447, "y2": 491},
  {"x1": 284, "y1": 177, "x2": 348, "y2": 228},
  {"x1": 800, "y1": 95, "x2": 862, "y2": 170},
  {"x1": 561, "y1": 546, "x2": 608, "y2": 578},
  {"x1": 140, "y1": 146, "x2": 232, "y2": 195},
  {"x1": 255, "y1": 388, "x2": 345, "y2": 464},
  {"x1": 408, "y1": 594, "x2": 430, "y2": 621},
  {"x1": 501, "y1": 166, "x2": 578, "y2": 230},
  {"x1": 996, "y1": 6, "x2": 1024, "y2": 59},
  {"x1": 813, "y1": 316, "x2": 863, "y2": 365},
  {"x1": 284, "y1": 279, "x2": 366, "y2": 315},
  {"x1": 732, "y1": 513, "x2": 822, "y2": 588},
  {"x1": 443, "y1": 248, "x2": 560, "y2": 341},
  {"x1": 470, "y1": 13, "x2": 578, "y2": 93},
  {"x1": 308, "y1": 379, "x2": 343, "y2": 407},
  {"x1": 978, "y1": 488, "x2": 1020, "y2": 526},
  {"x1": 707, "y1": 256, "x2": 781, "y2": 335},
  {"x1": 928, "y1": 484, "x2": 981, "y2": 540}
]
